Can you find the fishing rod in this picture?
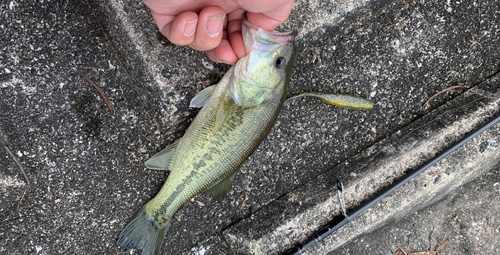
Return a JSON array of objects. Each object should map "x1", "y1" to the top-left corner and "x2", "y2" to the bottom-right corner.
[{"x1": 284, "y1": 112, "x2": 500, "y2": 255}]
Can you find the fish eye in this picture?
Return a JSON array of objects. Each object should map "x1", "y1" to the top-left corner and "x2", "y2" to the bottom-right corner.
[{"x1": 274, "y1": 57, "x2": 286, "y2": 69}]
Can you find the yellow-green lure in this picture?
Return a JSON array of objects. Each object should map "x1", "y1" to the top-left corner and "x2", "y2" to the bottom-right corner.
[{"x1": 285, "y1": 92, "x2": 374, "y2": 109}]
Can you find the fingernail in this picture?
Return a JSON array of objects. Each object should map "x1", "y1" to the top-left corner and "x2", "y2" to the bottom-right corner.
[
  {"x1": 217, "y1": 59, "x2": 235, "y2": 65},
  {"x1": 184, "y1": 19, "x2": 197, "y2": 36},
  {"x1": 207, "y1": 14, "x2": 224, "y2": 37},
  {"x1": 216, "y1": 58, "x2": 228, "y2": 64}
]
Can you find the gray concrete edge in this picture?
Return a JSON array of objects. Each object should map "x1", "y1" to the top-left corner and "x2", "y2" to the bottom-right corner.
[{"x1": 221, "y1": 74, "x2": 500, "y2": 254}]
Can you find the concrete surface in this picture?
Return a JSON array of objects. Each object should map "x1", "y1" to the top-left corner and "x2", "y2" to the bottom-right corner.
[
  {"x1": 0, "y1": 0, "x2": 499, "y2": 254},
  {"x1": 224, "y1": 72, "x2": 500, "y2": 255},
  {"x1": 327, "y1": 159, "x2": 500, "y2": 255}
]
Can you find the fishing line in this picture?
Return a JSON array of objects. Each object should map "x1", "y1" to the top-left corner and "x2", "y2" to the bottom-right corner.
[
  {"x1": 284, "y1": 112, "x2": 500, "y2": 255},
  {"x1": 337, "y1": 180, "x2": 347, "y2": 218}
]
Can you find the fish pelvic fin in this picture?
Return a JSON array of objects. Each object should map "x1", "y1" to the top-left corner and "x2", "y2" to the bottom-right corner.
[
  {"x1": 205, "y1": 171, "x2": 237, "y2": 201},
  {"x1": 116, "y1": 206, "x2": 171, "y2": 255}
]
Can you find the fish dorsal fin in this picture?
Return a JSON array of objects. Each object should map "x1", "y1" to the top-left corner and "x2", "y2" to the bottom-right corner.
[
  {"x1": 190, "y1": 85, "x2": 216, "y2": 108},
  {"x1": 145, "y1": 140, "x2": 179, "y2": 170},
  {"x1": 213, "y1": 97, "x2": 230, "y2": 134},
  {"x1": 205, "y1": 172, "x2": 237, "y2": 201}
]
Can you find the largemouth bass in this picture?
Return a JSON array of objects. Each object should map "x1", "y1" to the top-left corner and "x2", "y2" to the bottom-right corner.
[{"x1": 116, "y1": 18, "x2": 297, "y2": 255}]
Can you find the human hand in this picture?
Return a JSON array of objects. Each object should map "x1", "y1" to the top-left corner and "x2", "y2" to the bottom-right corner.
[{"x1": 142, "y1": 0, "x2": 294, "y2": 64}]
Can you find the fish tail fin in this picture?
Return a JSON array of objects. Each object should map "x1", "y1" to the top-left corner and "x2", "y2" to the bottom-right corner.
[{"x1": 116, "y1": 206, "x2": 171, "y2": 255}]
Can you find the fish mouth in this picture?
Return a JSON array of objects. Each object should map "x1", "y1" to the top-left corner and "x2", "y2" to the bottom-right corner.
[
  {"x1": 268, "y1": 28, "x2": 297, "y2": 41},
  {"x1": 242, "y1": 16, "x2": 296, "y2": 51},
  {"x1": 265, "y1": 29, "x2": 297, "y2": 44}
]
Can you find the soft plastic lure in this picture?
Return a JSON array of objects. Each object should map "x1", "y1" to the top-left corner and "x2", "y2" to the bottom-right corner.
[{"x1": 285, "y1": 92, "x2": 373, "y2": 110}]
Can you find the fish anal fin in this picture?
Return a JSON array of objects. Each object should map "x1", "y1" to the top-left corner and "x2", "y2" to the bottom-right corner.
[
  {"x1": 145, "y1": 140, "x2": 179, "y2": 170},
  {"x1": 205, "y1": 172, "x2": 237, "y2": 201},
  {"x1": 190, "y1": 85, "x2": 216, "y2": 108}
]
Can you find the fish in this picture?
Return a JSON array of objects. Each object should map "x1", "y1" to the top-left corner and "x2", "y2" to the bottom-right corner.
[
  {"x1": 116, "y1": 18, "x2": 297, "y2": 255},
  {"x1": 116, "y1": 17, "x2": 375, "y2": 255}
]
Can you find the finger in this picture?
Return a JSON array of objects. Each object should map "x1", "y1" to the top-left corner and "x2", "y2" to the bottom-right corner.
[
  {"x1": 226, "y1": 17, "x2": 242, "y2": 35},
  {"x1": 157, "y1": 11, "x2": 198, "y2": 46},
  {"x1": 189, "y1": 6, "x2": 226, "y2": 51},
  {"x1": 229, "y1": 28, "x2": 246, "y2": 59},
  {"x1": 240, "y1": 0, "x2": 294, "y2": 31},
  {"x1": 226, "y1": 17, "x2": 245, "y2": 58},
  {"x1": 206, "y1": 38, "x2": 239, "y2": 64},
  {"x1": 149, "y1": 10, "x2": 176, "y2": 30}
]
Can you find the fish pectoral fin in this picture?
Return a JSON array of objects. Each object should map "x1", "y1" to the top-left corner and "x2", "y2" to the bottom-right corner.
[
  {"x1": 204, "y1": 172, "x2": 237, "y2": 201},
  {"x1": 145, "y1": 140, "x2": 179, "y2": 170},
  {"x1": 213, "y1": 98, "x2": 230, "y2": 134},
  {"x1": 190, "y1": 85, "x2": 216, "y2": 108},
  {"x1": 285, "y1": 92, "x2": 373, "y2": 110}
]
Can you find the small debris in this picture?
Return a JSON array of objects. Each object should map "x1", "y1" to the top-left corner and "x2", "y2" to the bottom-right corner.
[
  {"x1": 450, "y1": 207, "x2": 462, "y2": 221},
  {"x1": 77, "y1": 70, "x2": 115, "y2": 115},
  {"x1": 479, "y1": 141, "x2": 494, "y2": 153},
  {"x1": 16, "y1": 187, "x2": 28, "y2": 202},
  {"x1": 108, "y1": 60, "x2": 115, "y2": 70},
  {"x1": 422, "y1": 85, "x2": 469, "y2": 109},
  {"x1": 445, "y1": 167, "x2": 454, "y2": 175},
  {"x1": 396, "y1": 22, "x2": 404, "y2": 30},
  {"x1": 469, "y1": 40, "x2": 480, "y2": 48},
  {"x1": 395, "y1": 242, "x2": 408, "y2": 255},
  {"x1": 395, "y1": 226, "x2": 450, "y2": 255},
  {"x1": 4, "y1": 146, "x2": 30, "y2": 186},
  {"x1": 195, "y1": 200, "x2": 205, "y2": 207},
  {"x1": 433, "y1": 175, "x2": 442, "y2": 185},
  {"x1": 429, "y1": 226, "x2": 435, "y2": 251},
  {"x1": 201, "y1": 58, "x2": 214, "y2": 70},
  {"x1": 239, "y1": 194, "x2": 248, "y2": 210}
]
